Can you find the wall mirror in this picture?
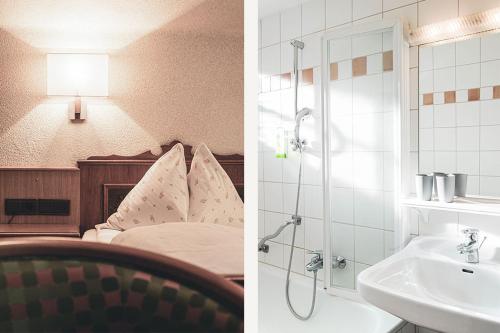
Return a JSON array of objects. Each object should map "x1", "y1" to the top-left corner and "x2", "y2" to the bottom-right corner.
[{"x1": 418, "y1": 30, "x2": 500, "y2": 198}]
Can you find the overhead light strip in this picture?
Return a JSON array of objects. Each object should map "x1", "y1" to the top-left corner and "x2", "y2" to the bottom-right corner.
[{"x1": 409, "y1": 7, "x2": 500, "y2": 46}]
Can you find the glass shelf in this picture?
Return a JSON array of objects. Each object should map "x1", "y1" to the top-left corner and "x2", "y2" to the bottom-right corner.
[{"x1": 401, "y1": 196, "x2": 500, "y2": 217}]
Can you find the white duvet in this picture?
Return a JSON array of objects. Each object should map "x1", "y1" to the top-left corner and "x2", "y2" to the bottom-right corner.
[{"x1": 109, "y1": 222, "x2": 243, "y2": 277}]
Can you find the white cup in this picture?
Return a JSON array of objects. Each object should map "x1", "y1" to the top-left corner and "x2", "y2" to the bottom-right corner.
[
  {"x1": 432, "y1": 172, "x2": 446, "y2": 198},
  {"x1": 436, "y1": 174, "x2": 455, "y2": 203},
  {"x1": 415, "y1": 174, "x2": 433, "y2": 201},
  {"x1": 453, "y1": 173, "x2": 467, "y2": 197}
]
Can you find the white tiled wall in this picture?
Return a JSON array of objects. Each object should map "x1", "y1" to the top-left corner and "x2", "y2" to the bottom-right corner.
[
  {"x1": 413, "y1": 32, "x2": 500, "y2": 255},
  {"x1": 260, "y1": 1, "x2": 500, "y2": 332},
  {"x1": 418, "y1": 32, "x2": 500, "y2": 197},
  {"x1": 260, "y1": 0, "x2": 500, "y2": 49},
  {"x1": 258, "y1": 0, "x2": 324, "y2": 280},
  {"x1": 258, "y1": 0, "x2": 500, "y2": 275},
  {"x1": 258, "y1": 0, "x2": 425, "y2": 287}
]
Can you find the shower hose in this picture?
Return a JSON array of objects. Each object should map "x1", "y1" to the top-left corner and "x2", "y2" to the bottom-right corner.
[{"x1": 285, "y1": 150, "x2": 318, "y2": 320}]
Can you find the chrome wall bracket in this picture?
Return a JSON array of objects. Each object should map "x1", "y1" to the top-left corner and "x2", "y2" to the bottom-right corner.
[{"x1": 332, "y1": 256, "x2": 346, "y2": 269}]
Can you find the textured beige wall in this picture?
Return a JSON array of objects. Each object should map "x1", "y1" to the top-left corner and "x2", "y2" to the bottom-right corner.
[{"x1": 0, "y1": 0, "x2": 243, "y2": 167}]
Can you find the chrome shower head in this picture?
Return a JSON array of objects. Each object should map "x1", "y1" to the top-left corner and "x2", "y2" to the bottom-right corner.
[
  {"x1": 294, "y1": 108, "x2": 312, "y2": 140},
  {"x1": 296, "y1": 107, "x2": 312, "y2": 122},
  {"x1": 290, "y1": 108, "x2": 312, "y2": 151}
]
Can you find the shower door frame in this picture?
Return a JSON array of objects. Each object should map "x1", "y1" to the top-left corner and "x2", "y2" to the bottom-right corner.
[{"x1": 321, "y1": 18, "x2": 410, "y2": 298}]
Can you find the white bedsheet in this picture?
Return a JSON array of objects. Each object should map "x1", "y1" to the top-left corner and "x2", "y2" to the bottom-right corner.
[
  {"x1": 96, "y1": 227, "x2": 122, "y2": 243},
  {"x1": 82, "y1": 229, "x2": 97, "y2": 241},
  {"x1": 82, "y1": 222, "x2": 243, "y2": 276},
  {"x1": 112, "y1": 223, "x2": 243, "y2": 276},
  {"x1": 82, "y1": 224, "x2": 122, "y2": 243}
]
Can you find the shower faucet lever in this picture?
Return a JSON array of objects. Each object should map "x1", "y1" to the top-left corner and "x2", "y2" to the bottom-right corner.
[
  {"x1": 306, "y1": 250, "x2": 324, "y2": 272},
  {"x1": 307, "y1": 249, "x2": 323, "y2": 256}
]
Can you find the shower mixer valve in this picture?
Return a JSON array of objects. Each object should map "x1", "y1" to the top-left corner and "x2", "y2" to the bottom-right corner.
[
  {"x1": 290, "y1": 137, "x2": 307, "y2": 151},
  {"x1": 306, "y1": 250, "x2": 324, "y2": 272}
]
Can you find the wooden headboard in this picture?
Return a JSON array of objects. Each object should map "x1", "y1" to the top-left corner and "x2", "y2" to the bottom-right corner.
[{"x1": 77, "y1": 141, "x2": 243, "y2": 234}]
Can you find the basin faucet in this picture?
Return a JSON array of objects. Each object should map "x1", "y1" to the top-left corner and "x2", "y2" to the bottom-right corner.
[
  {"x1": 306, "y1": 250, "x2": 323, "y2": 272},
  {"x1": 457, "y1": 228, "x2": 487, "y2": 264}
]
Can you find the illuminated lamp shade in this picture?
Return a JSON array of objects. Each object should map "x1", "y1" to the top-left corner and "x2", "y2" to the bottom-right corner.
[{"x1": 47, "y1": 53, "x2": 108, "y2": 121}]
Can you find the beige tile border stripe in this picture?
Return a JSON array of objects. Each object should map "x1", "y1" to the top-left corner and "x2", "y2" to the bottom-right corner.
[
  {"x1": 260, "y1": 68, "x2": 315, "y2": 93},
  {"x1": 468, "y1": 88, "x2": 480, "y2": 101},
  {"x1": 352, "y1": 57, "x2": 367, "y2": 77},
  {"x1": 421, "y1": 86, "x2": 500, "y2": 105},
  {"x1": 383, "y1": 51, "x2": 393, "y2": 72},
  {"x1": 329, "y1": 51, "x2": 394, "y2": 82}
]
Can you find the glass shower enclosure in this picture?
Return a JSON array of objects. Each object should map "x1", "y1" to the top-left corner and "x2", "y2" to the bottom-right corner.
[{"x1": 321, "y1": 19, "x2": 409, "y2": 294}]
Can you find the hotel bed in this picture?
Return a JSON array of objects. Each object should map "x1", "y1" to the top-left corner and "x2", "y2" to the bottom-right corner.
[
  {"x1": 77, "y1": 141, "x2": 244, "y2": 284},
  {"x1": 82, "y1": 222, "x2": 243, "y2": 278}
]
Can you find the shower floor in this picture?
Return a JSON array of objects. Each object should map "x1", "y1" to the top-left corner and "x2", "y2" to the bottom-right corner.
[{"x1": 258, "y1": 263, "x2": 403, "y2": 333}]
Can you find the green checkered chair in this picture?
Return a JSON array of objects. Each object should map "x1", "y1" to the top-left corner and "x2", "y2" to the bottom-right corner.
[{"x1": 0, "y1": 238, "x2": 243, "y2": 332}]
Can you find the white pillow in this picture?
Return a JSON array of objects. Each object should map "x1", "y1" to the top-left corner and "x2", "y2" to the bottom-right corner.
[
  {"x1": 105, "y1": 143, "x2": 189, "y2": 230},
  {"x1": 187, "y1": 143, "x2": 243, "y2": 228}
]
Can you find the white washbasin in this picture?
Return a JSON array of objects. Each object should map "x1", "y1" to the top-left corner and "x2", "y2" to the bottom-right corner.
[{"x1": 358, "y1": 236, "x2": 500, "y2": 333}]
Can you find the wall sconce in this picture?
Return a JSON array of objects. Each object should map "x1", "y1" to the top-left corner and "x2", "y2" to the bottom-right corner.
[{"x1": 47, "y1": 53, "x2": 108, "y2": 121}]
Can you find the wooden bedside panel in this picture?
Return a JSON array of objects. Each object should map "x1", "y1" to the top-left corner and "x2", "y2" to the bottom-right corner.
[
  {"x1": 0, "y1": 168, "x2": 80, "y2": 226},
  {"x1": 0, "y1": 224, "x2": 80, "y2": 237}
]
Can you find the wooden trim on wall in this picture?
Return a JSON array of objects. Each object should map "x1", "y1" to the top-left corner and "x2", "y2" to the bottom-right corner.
[
  {"x1": 0, "y1": 224, "x2": 80, "y2": 237},
  {"x1": 85, "y1": 140, "x2": 243, "y2": 162}
]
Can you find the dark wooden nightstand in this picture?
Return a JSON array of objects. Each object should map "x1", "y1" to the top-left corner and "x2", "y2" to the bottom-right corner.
[
  {"x1": 0, "y1": 168, "x2": 81, "y2": 238},
  {"x1": 0, "y1": 224, "x2": 80, "y2": 238}
]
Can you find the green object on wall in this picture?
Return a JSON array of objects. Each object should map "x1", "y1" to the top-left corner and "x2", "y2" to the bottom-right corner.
[{"x1": 275, "y1": 127, "x2": 288, "y2": 159}]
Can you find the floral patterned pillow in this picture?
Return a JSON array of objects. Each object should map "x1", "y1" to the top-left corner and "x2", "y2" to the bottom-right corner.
[
  {"x1": 105, "y1": 143, "x2": 189, "y2": 230},
  {"x1": 187, "y1": 143, "x2": 243, "y2": 228}
]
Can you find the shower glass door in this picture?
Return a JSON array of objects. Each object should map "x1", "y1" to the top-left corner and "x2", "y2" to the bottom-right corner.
[{"x1": 322, "y1": 20, "x2": 406, "y2": 292}]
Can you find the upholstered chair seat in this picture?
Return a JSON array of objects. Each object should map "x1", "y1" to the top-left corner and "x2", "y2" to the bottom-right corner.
[{"x1": 0, "y1": 239, "x2": 243, "y2": 333}]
